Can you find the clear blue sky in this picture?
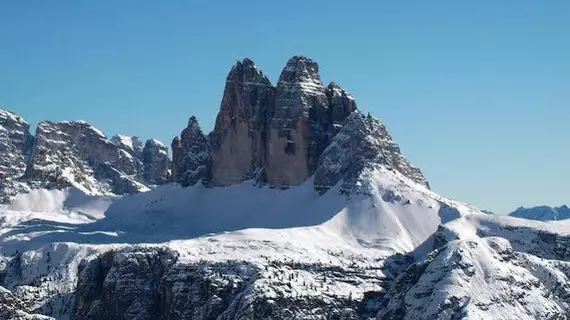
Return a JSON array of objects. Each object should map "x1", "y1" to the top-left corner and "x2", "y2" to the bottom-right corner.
[{"x1": 1, "y1": 1, "x2": 568, "y2": 213}]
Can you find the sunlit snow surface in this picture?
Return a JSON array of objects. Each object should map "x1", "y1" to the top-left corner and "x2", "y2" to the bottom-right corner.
[{"x1": 1, "y1": 166, "x2": 569, "y2": 319}]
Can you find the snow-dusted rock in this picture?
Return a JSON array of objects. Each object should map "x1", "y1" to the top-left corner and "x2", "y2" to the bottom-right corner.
[
  {"x1": 24, "y1": 121, "x2": 146, "y2": 195},
  {"x1": 111, "y1": 135, "x2": 144, "y2": 159},
  {"x1": 171, "y1": 116, "x2": 211, "y2": 187},
  {"x1": 0, "y1": 110, "x2": 34, "y2": 203},
  {"x1": 509, "y1": 205, "x2": 570, "y2": 221},
  {"x1": 0, "y1": 286, "x2": 53, "y2": 320},
  {"x1": 72, "y1": 246, "x2": 368, "y2": 320},
  {"x1": 0, "y1": 111, "x2": 171, "y2": 203},
  {"x1": 314, "y1": 111, "x2": 429, "y2": 195},
  {"x1": 142, "y1": 139, "x2": 170, "y2": 185},
  {"x1": 3, "y1": 56, "x2": 568, "y2": 320},
  {"x1": 326, "y1": 82, "x2": 357, "y2": 135}
]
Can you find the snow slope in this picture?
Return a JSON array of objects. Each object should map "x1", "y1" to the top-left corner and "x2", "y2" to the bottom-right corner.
[
  {"x1": 2, "y1": 165, "x2": 569, "y2": 319},
  {"x1": 0, "y1": 164, "x2": 479, "y2": 319}
]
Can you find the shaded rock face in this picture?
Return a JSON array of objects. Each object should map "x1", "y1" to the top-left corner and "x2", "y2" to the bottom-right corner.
[
  {"x1": 0, "y1": 110, "x2": 34, "y2": 202},
  {"x1": 210, "y1": 58, "x2": 275, "y2": 186},
  {"x1": 171, "y1": 116, "x2": 211, "y2": 187},
  {"x1": 143, "y1": 139, "x2": 171, "y2": 185},
  {"x1": 313, "y1": 111, "x2": 429, "y2": 195},
  {"x1": 0, "y1": 111, "x2": 171, "y2": 203}
]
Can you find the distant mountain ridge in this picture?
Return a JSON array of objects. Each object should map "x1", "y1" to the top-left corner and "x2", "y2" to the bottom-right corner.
[
  {"x1": 509, "y1": 205, "x2": 570, "y2": 221},
  {"x1": 0, "y1": 109, "x2": 170, "y2": 203}
]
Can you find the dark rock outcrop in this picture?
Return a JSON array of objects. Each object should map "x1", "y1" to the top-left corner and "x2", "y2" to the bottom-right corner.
[
  {"x1": 73, "y1": 247, "x2": 365, "y2": 320},
  {"x1": 209, "y1": 58, "x2": 275, "y2": 186},
  {"x1": 143, "y1": 139, "x2": 170, "y2": 185},
  {"x1": 0, "y1": 110, "x2": 34, "y2": 202},
  {"x1": 171, "y1": 116, "x2": 211, "y2": 187}
]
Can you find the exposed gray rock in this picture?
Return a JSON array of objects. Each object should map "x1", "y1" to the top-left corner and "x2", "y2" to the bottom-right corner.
[
  {"x1": 266, "y1": 56, "x2": 330, "y2": 187},
  {"x1": 0, "y1": 110, "x2": 34, "y2": 202},
  {"x1": 23, "y1": 121, "x2": 145, "y2": 194},
  {"x1": 0, "y1": 286, "x2": 53, "y2": 320},
  {"x1": 210, "y1": 58, "x2": 275, "y2": 186},
  {"x1": 111, "y1": 135, "x2": 144, "y2": 159},
  {"x1": 325, "y1": 82, "x2": 357, "y2": 135},
  {"x1": 143, "y1": 139, "x2": 170, "y2": 185},
  {"x1": 72, "y1": 247, "x2": 370, "y2": 320},
  {"x1": 171, "y1": 116, "x2": 211, "y2": 187},
  {"x1": 313, "y1": 111, "x2": 429, "y2": 195},
  {"x1": 0, "y1": 111, "x2": 171, "y2": 203}
]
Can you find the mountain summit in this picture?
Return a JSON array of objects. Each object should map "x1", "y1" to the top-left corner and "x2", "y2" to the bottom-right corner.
[{"x1": 172, "y1": 56, "x2": 427, "y2": 192}]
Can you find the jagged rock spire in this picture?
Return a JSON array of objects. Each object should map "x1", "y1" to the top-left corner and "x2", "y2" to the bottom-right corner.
[
  {"x1": 171, "y1": 116, "x2": 211, "y2": 187},
  {"x1": 209, "y1": 58, "x2": 275, "y2": 186}
]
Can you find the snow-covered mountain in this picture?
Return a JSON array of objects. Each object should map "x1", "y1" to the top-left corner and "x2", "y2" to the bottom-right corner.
[
  {"x1": 0, "y1": 112, "x2": 171, "y2": 204},
  {"x1": 509, "y1": 205, "x2": 570, "y2": 221},
  {"x1": 1, "y1": 56, "x2": 568, "y2": 319}
]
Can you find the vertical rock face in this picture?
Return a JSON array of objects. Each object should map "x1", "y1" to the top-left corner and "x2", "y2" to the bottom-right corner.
[
  {"x1": 266, "y1": 56, "x2": 329, "y2": 187},
  {"x1": 0, "y1": 110, "x2": 34, "y2": 202},
  {"x1": 171, "y1": 116, "x2": 211, "y2": 187},
  {"x1": 142, "y1": 139, "x2": 170, "y2": 185},
  {"x1": 210, "y1": 58, "x2": 275, "y2": 186},
  {"x1": 325, "y1": 82, "x2": 357, "y2": 135},
  {"x1": 0, "y1": 110, "x2": 33, "y2": 179}
]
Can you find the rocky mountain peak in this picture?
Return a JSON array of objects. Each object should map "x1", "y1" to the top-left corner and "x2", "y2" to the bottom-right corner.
[
  {"x1": 227, "y1": 58, "x2": 272, "y2": 86},
  {"x1": 279, "y1": 55, "x2": 323, "y2": 89},
  {"x1": 171, "y1": 56, "x2": 428, "y2": 192},
  {"x1": 314, "y1": 110, "x2": 429, "y2": 194},
  {"x1": 0, "y1": 111, "x2": 171, "y2": 203},
  {"x1": 171, "y1": 116, "x2": 211, "y2": 187}
]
